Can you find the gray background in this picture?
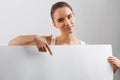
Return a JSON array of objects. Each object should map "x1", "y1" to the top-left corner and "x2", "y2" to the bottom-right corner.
[{"x1": 0, "y1": 0, "x2": 119, "y2": 79}]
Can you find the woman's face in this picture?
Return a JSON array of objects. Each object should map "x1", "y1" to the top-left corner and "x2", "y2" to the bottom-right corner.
[{"x1": 53, "y1": 6, "x2": 75, "y2": 34}]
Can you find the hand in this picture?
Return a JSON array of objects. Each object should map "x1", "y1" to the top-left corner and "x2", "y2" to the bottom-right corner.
[
  {"x1": 108, "y1": 56, "x2": 120, "y2": 73},
  {"x1": 34, "y1": 35, "x2": 53, "y2": 55}
]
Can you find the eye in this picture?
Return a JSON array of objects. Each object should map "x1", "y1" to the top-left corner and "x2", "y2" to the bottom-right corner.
[
  {"x1": 57, "y1": 18, "x2": 64, "y2": 23},
  {"x1": 68, "y1": 14, "x2": 72, "y2": 19}
]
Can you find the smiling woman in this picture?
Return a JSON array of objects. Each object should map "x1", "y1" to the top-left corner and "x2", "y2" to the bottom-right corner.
[
  {"x1": 9, "y1": 1, "x2": 86, "y2": 54},
  {"x1": 8, "y1": 1, "x2": 120, "y2": 74}
]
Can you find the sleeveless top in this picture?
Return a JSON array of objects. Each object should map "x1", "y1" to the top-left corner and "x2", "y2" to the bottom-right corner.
[{"x1": 50, "y1": 37, "x2": 86, "y2": 45}]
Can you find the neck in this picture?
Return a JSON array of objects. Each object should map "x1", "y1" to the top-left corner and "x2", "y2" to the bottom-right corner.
[{"x1": 56, "y1": 33, "x2": 80, "y2": 45}]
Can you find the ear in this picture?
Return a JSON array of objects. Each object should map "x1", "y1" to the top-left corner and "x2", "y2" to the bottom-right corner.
[{"x1": 52, "y1": 21, "x2": 58, "y2": 29}]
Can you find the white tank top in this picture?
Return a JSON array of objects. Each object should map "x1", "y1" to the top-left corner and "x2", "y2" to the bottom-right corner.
[{"x1": 50, "y1": 37, "x2": 86, "y2": 45}]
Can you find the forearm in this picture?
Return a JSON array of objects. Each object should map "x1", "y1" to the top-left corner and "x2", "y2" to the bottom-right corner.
[{"x1": 9, "y1": 35, "x2": 37, "y2": 46}]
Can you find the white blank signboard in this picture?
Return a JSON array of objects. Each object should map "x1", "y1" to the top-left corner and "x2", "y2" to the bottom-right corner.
[{"x1": 0, "y1": 45, "x2": 113, "y2": 80}]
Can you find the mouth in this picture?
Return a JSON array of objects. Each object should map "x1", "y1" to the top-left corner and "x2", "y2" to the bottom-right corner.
[
  {"x1": 65, "y1": 27, "x2": 73, "y2": 32},
  {"x1": 65, "y1": 26, "x2": 72, "y2": 29}
]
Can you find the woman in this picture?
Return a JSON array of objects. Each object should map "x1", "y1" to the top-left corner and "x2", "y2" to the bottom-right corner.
[
  {"x1": 9, "y1": 1, "x2": 119, "y2": 73},
  {"x1": 9, "y1": 2, "x2": 86, "y2": 55}
]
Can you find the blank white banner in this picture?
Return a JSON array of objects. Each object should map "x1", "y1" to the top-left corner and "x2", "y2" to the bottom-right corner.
[{"x1": 0, "y1": 45, "x2": 113, "y2": 80}]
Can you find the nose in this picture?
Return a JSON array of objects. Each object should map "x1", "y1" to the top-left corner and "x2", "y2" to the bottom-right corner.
[{"x1": 64, "y1": 19, "x2": 71, "y2": 26}]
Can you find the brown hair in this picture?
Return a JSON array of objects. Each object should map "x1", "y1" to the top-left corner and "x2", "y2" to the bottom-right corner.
[{"x1": 50, "y1": 1, "x2": 73, "y2": 21}]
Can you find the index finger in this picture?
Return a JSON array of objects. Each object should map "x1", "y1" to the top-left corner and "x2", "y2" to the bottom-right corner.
[{"x1": 46, "y1": 44, "x2": 53, "y2": 56}]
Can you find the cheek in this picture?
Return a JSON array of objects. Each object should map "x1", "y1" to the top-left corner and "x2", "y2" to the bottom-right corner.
[
  {"x1": 59, "y1": 23, "x2": 65, "y2": 29},
  {"x1": 71, "y1": 18, "x2": 75, "y2": 26},
  {"x1": 54, "y1": 22, "x2": 64, "y2": 29},
  {"x1": 53, "y1": 21, "x2": 59, "y2": 28},
  {"x1": 55, "y1": 21, "x2": 63, "y2": 28}
]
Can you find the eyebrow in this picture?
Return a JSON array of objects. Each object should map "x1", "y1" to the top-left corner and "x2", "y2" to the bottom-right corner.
[
  {"x1": 56, "y1": 13, "x2": 72, "y2": 22},
  {"x1": 57, "y1": 18, "x2": 63, "y2": 22},
  {"x1": 68, "y1": 13, "x2": 72, "y2": 16}
]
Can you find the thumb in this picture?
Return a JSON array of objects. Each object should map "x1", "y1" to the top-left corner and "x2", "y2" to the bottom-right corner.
[
  {"x1": 47, "y1": 34, "x2": 53, "y2": 38},
  {"x1": 45, "y1": 34, "x2": 53, "y2": 39},
  {"x1": 49, "y1": 34, "x2": 53, "y2": 37}
]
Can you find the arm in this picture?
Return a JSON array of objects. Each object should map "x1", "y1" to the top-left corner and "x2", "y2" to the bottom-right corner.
[
  {"x1": 9, "y1": 34, "x2": 53, "y2": 55},
  {"x1": 9, "y1": 35, "x2": 37, "y2": 46},
  {"x1": 108, "y1": 56, "x2": 120, "y2": 73}
]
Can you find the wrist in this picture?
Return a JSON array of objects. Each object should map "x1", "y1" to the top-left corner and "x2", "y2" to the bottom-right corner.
[{"x1": 33, "y1": 34, "x2": 39, "y2": 43}]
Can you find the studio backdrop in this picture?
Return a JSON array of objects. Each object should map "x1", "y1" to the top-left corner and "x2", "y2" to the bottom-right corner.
[{"x1": 0, "y1": 0, "x2": 119, "y2": 80}]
